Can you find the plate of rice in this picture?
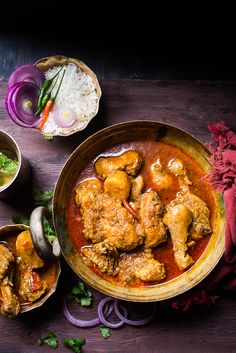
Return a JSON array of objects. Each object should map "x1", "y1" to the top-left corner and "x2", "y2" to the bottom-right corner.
[{"x1": 34, "y1": 55, "x2": 101, "y2": 137}]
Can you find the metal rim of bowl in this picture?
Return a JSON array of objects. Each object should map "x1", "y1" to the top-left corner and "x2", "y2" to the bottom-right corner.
[{"x1": 53, "y1": 120, "x2": 225, "y2": 302}]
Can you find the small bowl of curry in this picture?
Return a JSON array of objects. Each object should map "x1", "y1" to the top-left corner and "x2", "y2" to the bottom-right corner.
[
  {"x1": 0, "y1": 224, "x2": 60, "y2": 317},
  {"x1": 53, "y1": 120, "x2": 225, "y2": 302}
]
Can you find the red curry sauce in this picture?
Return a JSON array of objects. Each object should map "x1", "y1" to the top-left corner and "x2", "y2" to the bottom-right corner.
[{"x1": 67, "y1": 139, "x2": 216, "y2": 287}]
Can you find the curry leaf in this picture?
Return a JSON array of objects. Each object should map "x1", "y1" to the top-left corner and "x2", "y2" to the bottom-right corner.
[
  {"x1": 67, "y1": 281, "x2": 93, "y2": 307},
  {"x1": 100, "y1": 327, "x2": 110, "y2": 339},
  {"x1": 36, "y1": 331, "x2": 58, "y2": 349},
  {"x1": 63, "y1": 338, "x2": 86, "y2": 353}
]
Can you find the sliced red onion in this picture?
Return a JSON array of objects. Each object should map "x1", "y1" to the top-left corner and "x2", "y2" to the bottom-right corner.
[
  {"x1": 114, "y1": 300, "x2": 157, "y2": 326},
  {"x1": 8, "y1": 64, "x2": 45, "y2": 89},
  {"x1": 6, "y1": 82, "x2": 41, "y2": 128},
  {"x1": 63, "y1": 297, "x2": 113, "y2": 328},
  {"x1": 97, "y1": 298, "x2": 128, "y2": 329},
  {"x1": 52, "y1": 106, "x2": 76, "y2": 128}
]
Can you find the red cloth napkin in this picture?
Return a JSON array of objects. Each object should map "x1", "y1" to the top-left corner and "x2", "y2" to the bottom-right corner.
[{"x1": 170, "y1": 121, "x2": 236, "y2": 311}]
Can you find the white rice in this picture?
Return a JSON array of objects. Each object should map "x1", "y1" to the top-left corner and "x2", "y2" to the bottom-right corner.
[{"x1": 41, "y1": 63, "x2": 100, "y2": 136}]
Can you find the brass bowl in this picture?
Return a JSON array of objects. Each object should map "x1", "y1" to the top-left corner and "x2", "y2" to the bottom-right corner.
[
  {"x1": 34, "y1": 55, "x2": 102, "y2": 137},
  {"x1": 53, "y1": 121, "x2": 225, "y2": 302},
  {"x1": 0, "y1": 224, "x2": 61, "y2": 314},
  {"x1": 0, "y1": 130, "x2": 31, "y2": 200}
]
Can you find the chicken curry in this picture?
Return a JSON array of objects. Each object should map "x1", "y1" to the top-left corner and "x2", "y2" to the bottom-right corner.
[
  {"x1": 0, "y1": 230, "x2": 57, "y2": 317},
  {"x1": 67, "y1": 139, "x2": 215, "y2": 287}
]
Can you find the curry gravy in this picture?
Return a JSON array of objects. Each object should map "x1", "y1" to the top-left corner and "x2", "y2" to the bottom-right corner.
[{"x1": 67, "y1": 139, "x2": 216, "y2": 287}]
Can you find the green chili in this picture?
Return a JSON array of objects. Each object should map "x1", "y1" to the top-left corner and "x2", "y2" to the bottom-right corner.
[
  {"x1": 35, "y1": 74, "x2": 60, "y2": 116},
  {"x1": 37, "y1": 58, "x2": 69, "y2": 110}
]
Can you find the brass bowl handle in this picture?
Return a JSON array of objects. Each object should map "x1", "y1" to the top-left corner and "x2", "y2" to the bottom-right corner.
[{"x1": 29, "y1": 206, "x2": 60, "y2": 261}]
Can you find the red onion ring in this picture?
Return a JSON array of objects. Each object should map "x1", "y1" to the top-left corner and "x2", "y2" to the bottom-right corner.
[
  {"x1": 114, "y1": 300, "x2": 157, "y2": 326},
  {"x1": 63, "y1": 297, "x2": 113, "y2": 328},
  {"x1": 5, "y1": 82, "x2": 41, "y2": 128},
  {"x1": 8, "y1": 64, "x2": 45, "y2": 89},
  {"x1": 97, "y1": 298, "x2": 128, "y2": 329}
]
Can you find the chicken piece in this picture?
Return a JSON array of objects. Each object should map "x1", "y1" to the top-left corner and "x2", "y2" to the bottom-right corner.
[
  {"x1": 0, "y1": 243, "x2": 15, "y2": 280},
  {"x1": 75, "y1": 179, "x2": 104, "y2": 243},
  {"x1": 94, "y1": 150, "x2": 143, "y2": 180},
  {"x1": 76, "y1": 179, "x2": 144, "y2": 250},
  {"x1": 130, "y1": 175, "x2": 144, "y2": 202},
  {"x1": 1, "y1": 278, "x2": 20, "y2": 317},
  {"x1": 18, "y1": 267, "x2": 46, "y2": 302},
  {"x1": 15, "y1": 230, "x2": 44, "y2": 269},
  {"x1": 150, "y1": 158, "x2": 174, "y2": 191},
  {"x1": 104, "y1": 171, "x2": 131, "y2": 201},
  {"x1": 118, "y1": 248, "x2": 166, "y2": 284},
  {"x1": 100, "y1": 194, "x2": 144, "y2": 250},
  {"x1": 168, "y1": 158, "x2": 192, "y2": 192},
  {"x1": 135, "y1": 259, "x2": 166, "y2": 281},
  {"x1": 164, "y1": 204, "x2": 194, "y2": 270},
  {"x1": 170, "y1": 192, "x2": 212, "y2": 239},
  {"x1": 139, "y1": 189, "x2": 167, "y2": 248},
  {"x1": 0, "y1": 244, "x2": 20, "y2": 317},
  {"x1": 81, "y1": 240, "x2": 119, "y2": 275}
]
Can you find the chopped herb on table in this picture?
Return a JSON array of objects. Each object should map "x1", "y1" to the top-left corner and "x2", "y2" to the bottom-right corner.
[
  {"x1": 67, "y1": 280, "x2": 93, "y2": 307},
  {"x1": 36, "y1": 331, "x2": 58, "y2": 349},
  {"x1": 33, "y1": 188, "x2": 54, "y2": 208},
  {"x1": 63, "y1": 338, "x2": 86, "y2": 353},
  {"x1": 100, "y1": 326, "x2": 110, "y2": 339}
]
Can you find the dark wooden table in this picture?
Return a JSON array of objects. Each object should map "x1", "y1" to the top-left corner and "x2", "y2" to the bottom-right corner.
[{"x1": 0, "y1": 80, "x2": 236, "y2": 353}]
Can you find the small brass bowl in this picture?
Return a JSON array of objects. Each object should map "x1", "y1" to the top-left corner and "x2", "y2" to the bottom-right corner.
[
  {"x1": 34, "y1": 55, "x2": 102, "y2": 137},
  {"x1": 53, "y1": 121, "x2": 225, "y2": 302},
  {"x1": 0, "y1": 224, "x2": 61, "y2": 314},
  {"x1": 0, "y1": 130, "x2": 31, "y2": 200}
]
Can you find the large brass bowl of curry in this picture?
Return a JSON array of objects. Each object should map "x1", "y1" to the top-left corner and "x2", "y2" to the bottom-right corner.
[{"x1": 53, "y1": 121, "x2": 225, "y2": 302}]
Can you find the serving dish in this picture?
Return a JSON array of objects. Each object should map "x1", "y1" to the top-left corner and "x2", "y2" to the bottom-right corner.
[
  {"x1": 34, "y1": 55, "x2": 102, "y2": 137},
  {"x1": 53, "y1": 120, "x2": 225, "y2": 302},
  {"x1": 0, "y1": 223, "x2": 61, "y2": 315},
  {"x1": 0, "y1": 129, "x2": 30, "y2": 200}
]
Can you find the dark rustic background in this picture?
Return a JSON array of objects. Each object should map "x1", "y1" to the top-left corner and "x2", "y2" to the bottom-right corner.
[{"x1": 1, "y1": 5, "x2": 236, "y2": 80}]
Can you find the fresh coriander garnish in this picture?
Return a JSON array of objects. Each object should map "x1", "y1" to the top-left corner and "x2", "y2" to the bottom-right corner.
[
  {"x1": 36, "y1": 331, "x2": 58, "y2": 349},
  {"x1": 33, "y1": 188, "x2": 54, "y2": 208},
  {"x1": 43, "y1": 217, "x2": 56, "y2": 244},
  {"x1": 67, "y1": 280, "x2": 93, "y2": 307},
  {"x1": 63, "y1": 338, "x2": 86, "y2": 353},
  {"x1": 100, "y1": 326, "x2": 110, "y2": 339}
]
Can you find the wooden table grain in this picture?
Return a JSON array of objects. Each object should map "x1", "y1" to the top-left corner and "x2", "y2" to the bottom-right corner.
[{"x1": 0, "y1": 80, "x2": 236, "y2": 353}]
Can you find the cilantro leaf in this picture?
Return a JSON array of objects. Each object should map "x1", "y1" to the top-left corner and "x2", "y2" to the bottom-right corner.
[
  {"x1": 12, "y1": 215, "x2": 29, "y2": 226},
  {"x1": 43, "y1": 217, "x2": 56, "y2": 244},
  {"x1": 37, "y1": 331, "x2": 58, "y2": 349},
  {"x1": 63, "y1": 338, "x2": 86, "y2": 353},
  {"x1": 0, "y1": 153, "x2": 8, "y2": 168},
  {"x1": 67, "y1": 280, "x2": 93, "y2": 307},
  {"x1": 100, "y1": 327, "x2": 110, "y2": 339},
  {"x1": 2, "y1": 159, "x2": 18, "y2": 174},
  {"x1": 33, "y1": 188, "x2": 54, "y2": 207}
]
